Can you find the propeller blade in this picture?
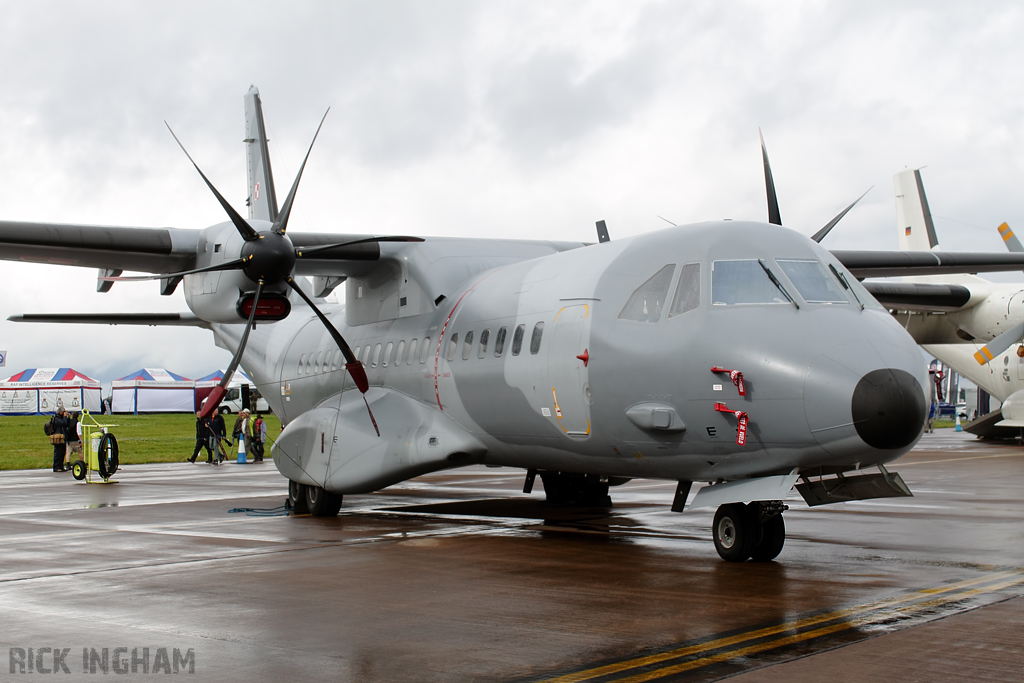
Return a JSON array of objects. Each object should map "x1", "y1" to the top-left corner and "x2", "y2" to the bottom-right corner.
[
  {"x1": 295, "y1": 235, "x2": 424, "y2": 259},
  {"x1": 974, "y1": 321, "x2": 1024, "y2": 365},
  {"x1": 272, "y1": 109, "x2": 330, "y2": 236},
  {"x1": 165, "y1": 123, "x2": 259, "y2": 242},
  {"x1": 98, "y1": 258, "x2": 247, "y2": 282},
  {"x1": 199, "y1": 279, "x2": 265, "y2": 418},
  {"x1": 759, "y1": 129, "x2": 782, "y2": 226},
  {"x1": 811, "y1": 187, "x2": 872, "y2": 243},
  {"x1": 285, "y1": 276, "x2": 379, "y2": 436}
]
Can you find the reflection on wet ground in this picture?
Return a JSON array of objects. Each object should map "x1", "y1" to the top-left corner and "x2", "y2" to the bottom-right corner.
[{"x1": 0, "y1": 430, "x2": 1021, "y2": 681}]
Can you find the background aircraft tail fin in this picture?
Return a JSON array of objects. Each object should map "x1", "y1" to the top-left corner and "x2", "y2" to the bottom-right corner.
[
  {"x1": 894, "y1": 168, "x2": 939, "y2": 252},
  {"x1": 998, "y1": 222, "x2": 1024, "y2": 253},
  {"x1": 244, "y1": 85, "x2": 279, "y2": 223}
]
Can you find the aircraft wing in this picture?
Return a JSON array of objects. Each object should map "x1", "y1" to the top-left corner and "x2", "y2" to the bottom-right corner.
[
  {"x1": 0, "y1": 220, "x2": 198, "y2": 272},
  {"x1": 7, "y1": 313, "x2": 208, "y2": 327},
  {"x1": 832, "y1": 250, "x2": 1024, "y2": 279}
]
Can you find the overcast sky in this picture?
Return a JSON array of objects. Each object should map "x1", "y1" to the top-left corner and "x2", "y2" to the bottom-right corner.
[{"x1": 1, "y1": 0, "x2": 1022, "y2": 383}]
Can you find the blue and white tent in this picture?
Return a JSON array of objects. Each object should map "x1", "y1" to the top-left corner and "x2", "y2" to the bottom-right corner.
[
  {"x1": 0, "y1": 368, "x2": 102, "y2": 415},
  {"x1": 111, "y1": 368, "x2": 194, "y2": 414}
]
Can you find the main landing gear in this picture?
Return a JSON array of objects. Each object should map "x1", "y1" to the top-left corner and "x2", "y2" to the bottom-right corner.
[
  {"x1": 288, "y1": 480, "x2": 343, "y2": 517},
  {"x1": 713, "y1": 501, "x2": 787, "y2": 562}
]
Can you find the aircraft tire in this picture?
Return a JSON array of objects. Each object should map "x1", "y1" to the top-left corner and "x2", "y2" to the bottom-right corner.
[
  {"x1": 749, "y1": 512, "x2": 786, "y2": 562},
  {"x1": 72, "y1": 460, "x2": 87, "y2": 481},
  {"x1": 288, "y1": 480, "x2": 309, "y2": 514},
  {"x1": 713, "y1": 503, "x2": 755, "y2": 562},
  {"x1": 305, "y1": 485, "x2": 343, "y2": 517}
]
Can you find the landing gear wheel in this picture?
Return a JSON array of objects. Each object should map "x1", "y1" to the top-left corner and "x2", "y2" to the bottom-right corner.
[
  {"x1": 750, "y1": 512, "x2": 786, "y2": 562},
  {"x1": 288, "y1": 480, "x2": 309, "y2": 514},
  {"x1": 305, "y1": 485, "x2": 343, "y2": 517},
  {"x1": 713, "y1": 503, "x2": 755, "y2": 562},
  {"x1": 72, "y1": 460, "x2": 87, "y2": 481}
]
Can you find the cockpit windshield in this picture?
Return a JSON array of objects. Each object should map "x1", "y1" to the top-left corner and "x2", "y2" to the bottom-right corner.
[
  {"x1": 776, "y1": 260, "x2": 848, "y2": 304},
  {"x1": 712, "y1": 260, "x2": 789, "y2": 305}
]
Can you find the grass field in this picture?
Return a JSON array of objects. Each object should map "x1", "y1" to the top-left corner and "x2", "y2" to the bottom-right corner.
[{"x1": 2, "y1": 413, "x2": 282, "y2": 470}]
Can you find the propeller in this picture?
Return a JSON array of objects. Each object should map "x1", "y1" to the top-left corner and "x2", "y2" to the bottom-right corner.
[
  {"x1": 973, "y1": 321, "x2": 1024, "y2": 365},
  {"x1": 158, "y1": 112, "x2": 390, "y2": 432},
  {"x1": 759, "y1": 129, "x2": 869, "y2": 241}
]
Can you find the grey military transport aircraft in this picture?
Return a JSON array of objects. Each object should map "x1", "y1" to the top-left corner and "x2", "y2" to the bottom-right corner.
[{"x1": 6, "y1": 87, "x2": 1024, "y2": 562}]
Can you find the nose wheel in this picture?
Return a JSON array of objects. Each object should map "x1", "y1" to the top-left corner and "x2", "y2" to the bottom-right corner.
[{"x1": 713, "y1": 501, "x2": 786, "y2": 562}]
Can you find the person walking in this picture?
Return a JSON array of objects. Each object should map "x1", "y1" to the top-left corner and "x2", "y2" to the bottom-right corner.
[
  {"x1": 252, "y1": 413, "x2": 266, "y2": 462},
  {"x1": 65, "y1": 411, "x2": 83, "y2": 470},
  {"x1": 188, "y1": 412, "x2": 215, "y2": 464},
  {"x1": 49, "y1": 407, "x2": 70, "y2": 472},
  {"x1": 212, "y1": 411, "x2": 227, "y2": 463}
]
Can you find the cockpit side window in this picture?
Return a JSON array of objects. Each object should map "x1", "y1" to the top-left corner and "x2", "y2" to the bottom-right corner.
[
  {"x1": 776, "y1": 260, "x2": 848, "y2": 304},
  {"x1": 619, "y1": 264, "x2": 675, "y2": 322},
  {"x1": 668, "y1": 263, "x2": 701, "y2": 317},
  {"x1": 712, "y1": 260, "x2": 788, "y2": 305}
]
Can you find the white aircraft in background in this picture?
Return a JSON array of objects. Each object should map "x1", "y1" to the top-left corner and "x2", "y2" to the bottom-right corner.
[{"x1": 872, "y1": 169, "x2": 1024, "y2": 428}]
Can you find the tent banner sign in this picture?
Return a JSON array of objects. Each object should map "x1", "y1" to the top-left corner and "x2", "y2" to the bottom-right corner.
[
  {"x1": 0, "y1": 388, "x2": 36, "y2": 413},
  {"x1": 0, "y1": 350, "x2": 6, "y2": 367},
  {"x1": 39, "y1": 389, "x2": 84, "y2": 413}
]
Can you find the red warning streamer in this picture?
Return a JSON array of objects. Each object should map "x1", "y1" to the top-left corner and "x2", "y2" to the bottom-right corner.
[
  {"x1": 714, "y1": 402, "x2": 748, "y2": 446},
  {"x1": 711, "y1": 366, "x2": 745, "y2": 396}
]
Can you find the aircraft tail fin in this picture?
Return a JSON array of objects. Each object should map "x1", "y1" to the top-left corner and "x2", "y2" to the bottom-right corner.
[
  {"x1": 244, "y1": 85, "x2": 279, "y2": 223},
  {"x1": 894, "y1": 169, "x2": 939, "y2": 252}
]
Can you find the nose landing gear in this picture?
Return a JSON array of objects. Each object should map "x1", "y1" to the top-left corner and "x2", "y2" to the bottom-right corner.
[{"x1": 713, "y1": 501, "x2": 787, "y2": 562}]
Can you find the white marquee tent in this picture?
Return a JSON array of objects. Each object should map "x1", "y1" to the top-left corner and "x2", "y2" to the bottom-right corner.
[
  {"x1": 0, "y1": 368, "x2": 102, "y2": 415},
  {"x1": 111, "y1": 368, "x2": 194, "y2": 414}
]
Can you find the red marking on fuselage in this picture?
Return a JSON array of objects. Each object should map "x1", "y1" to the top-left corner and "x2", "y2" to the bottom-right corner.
[{"x1": 433, "y1": 269, "x2": 503, "y2": 410}]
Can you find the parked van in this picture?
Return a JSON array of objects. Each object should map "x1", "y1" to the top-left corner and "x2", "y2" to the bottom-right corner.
[{"x1": 218, "y1": 385, "x2": 270, "y2": 415}]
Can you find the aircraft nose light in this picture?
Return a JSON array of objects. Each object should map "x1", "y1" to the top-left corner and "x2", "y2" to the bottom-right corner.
[{"x1": 851, "y1": 368, "x2": 925, "y2": 450}]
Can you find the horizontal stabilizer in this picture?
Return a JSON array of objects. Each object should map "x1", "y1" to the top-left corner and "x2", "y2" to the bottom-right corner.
[
  {"x1": 8, "y1": 313, "x2": 208, "y2": 327},
  {"x1": 796, "y1": 471, "x2": 912, "y2": 506}
]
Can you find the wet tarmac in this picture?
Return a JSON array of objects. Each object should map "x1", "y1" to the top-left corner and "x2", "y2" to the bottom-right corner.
[{"x1": 1, "y1": 430, "x2": 1022, "y2": 681}]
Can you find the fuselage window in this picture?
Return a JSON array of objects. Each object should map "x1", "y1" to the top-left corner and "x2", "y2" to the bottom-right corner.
[
  {"x1": 383, "y1": 342, "x2": 394, "y2": 367},
  {"x1": 777, "y1": 259, "x2": 848, "y2": 304},
  {"x1": 315, "y1": 350, "x2": 324, "y2": 373},
  {"x1": 619, "y1": 263, "x2": 675, "y2": 322},
  {"x1": 530, "y1": 322, "x2": 544, "y2": 354},
  {"x1": 446, "y1": 333, "x2": 459, "y2": 362},
  {"x1": 478, "y1": 328, "x2": 490, "y2": 358},
  {"x1": 669, "y1": 262, "x2": 701, "y2": 317},
  {"x1": 352, "y1": 346, "x2": 360, "y2": 364},
  {"x1": 494, "y1": 326, "x2": 507, "y2": 356},
  {"x1": 305, "y1": 354, "x2": 313, "y2": 374},
  {"x1": 361, "y1": 345, "x2": 372, "y2": 366},
  {"x1": 332, "y1": 350, "x2": 340, "y2": 371},
  {"x1": 712, "y1": 260, "x2": 788, "y2": 305},
  {"x1": 371, "y1": 343, "x2": 382, "y2": 368},
  {"x1": 462, "y1": 331, "x2": 474, "y2": 360},
  {"x1": 395, "y1": 340, "x2": 406, "y2": 366},
  {"x1": 511, "y1": 324, "x2": 526, "y2": 356},
  {"x1": 419, "y1": 337, "x2": 431, "y2": 364},
  {"x1": 298, "y1": 353, "x2": 306, "y2": 375},
  {"x1": 408, "y1": 339, "x2": 418, "y2": 365}
]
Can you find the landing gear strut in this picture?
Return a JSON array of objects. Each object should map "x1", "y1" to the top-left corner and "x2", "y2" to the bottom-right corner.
[{"x1": 713, "y1": 501, "x2": 787, "y2": 562}]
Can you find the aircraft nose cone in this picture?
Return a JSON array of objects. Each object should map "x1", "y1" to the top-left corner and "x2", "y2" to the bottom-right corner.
[{"x1": 851, "y1": 368, "x2": 925, "y2": 450}]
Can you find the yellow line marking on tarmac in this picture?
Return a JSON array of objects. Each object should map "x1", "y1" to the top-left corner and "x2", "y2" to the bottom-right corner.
[
  {"x1": 902, "y1": 451, "x2": 1024, "y2": 466},
  {"x1": 536, "y1": 569, "x2": 1024, "y2": 683}
]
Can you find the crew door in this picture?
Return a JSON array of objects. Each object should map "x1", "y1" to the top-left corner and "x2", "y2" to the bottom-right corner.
[{"x1": 547, "y1": 304, "x2": 592, "y2": 437}]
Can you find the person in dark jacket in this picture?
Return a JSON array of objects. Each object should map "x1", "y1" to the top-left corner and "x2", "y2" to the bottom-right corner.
[
  {"x1": 188, "y1": 412, "x2": 215, "y2": 464},
  {"x1": 50, "y1": 408, "x2": 70, "y2": 472},
  {"x1": 212, "y1": 411, "x2": 227, "y2": 463},
  {"x1": 64, "y1": 411, "x2": 82, "y2": 470}
]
